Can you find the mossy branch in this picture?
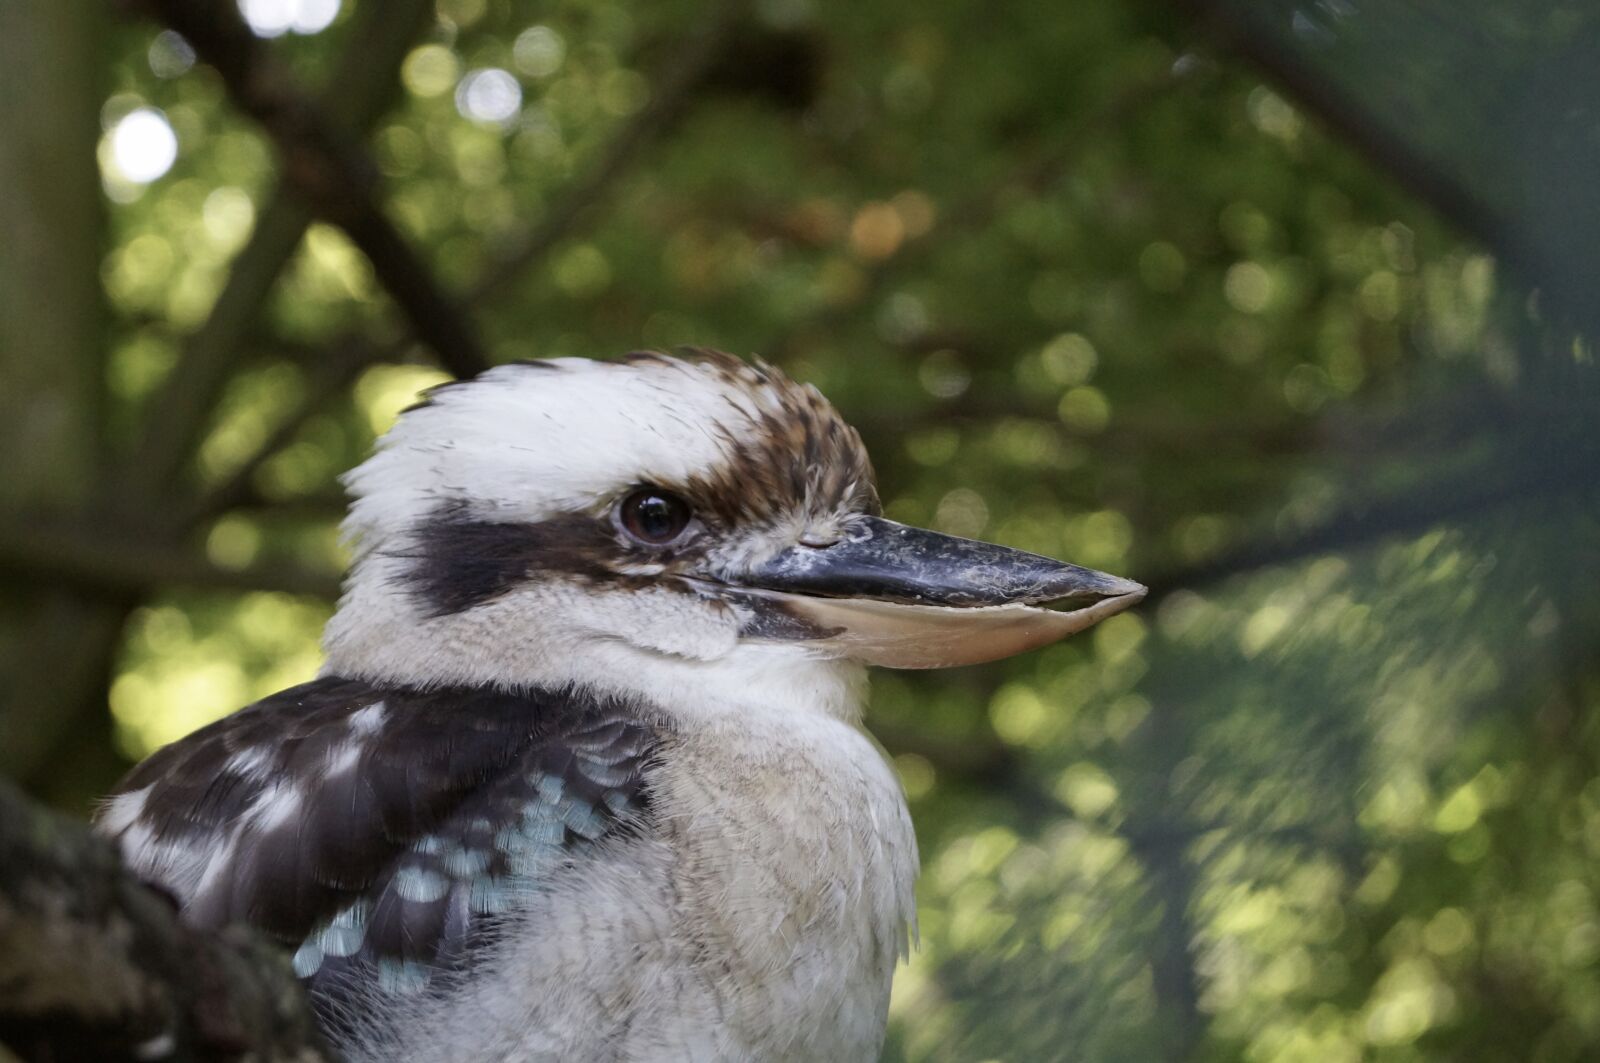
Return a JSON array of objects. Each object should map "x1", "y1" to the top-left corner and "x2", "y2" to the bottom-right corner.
[{"x1": 0, "y1": 777, "x2": 327, "y2": 1061}]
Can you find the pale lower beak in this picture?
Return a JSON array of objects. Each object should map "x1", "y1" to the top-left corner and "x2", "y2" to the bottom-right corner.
[{"x1": 717, "y1": 516, "x2": 1146, "y2": 668}]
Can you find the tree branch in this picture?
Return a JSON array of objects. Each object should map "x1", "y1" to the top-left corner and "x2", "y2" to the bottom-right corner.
[
  {"x1": 186, "y1": 1, "x2": 745, "y2": 525},
  {"x1": 126, "y1": 193, "x2": 313, "y2": 501},
  {"x1": 179, "y1": 337, "x2": 382, "y2": 528},
  {"x1": 121, "y1": 0, "x2": 438, "y2": 499},
  {"x1": 0, "y1": 777, "x2": 327, "y2": 1061},
  {"x1": 121, "y1": 0, "x2": 487, "y2": 383},
  {"x1": 0, "y1": 520, "x2": 340, "y2": 600},
  {"x1": 1145, "y1": 432, "x2": 1598, "y2": 604},
  {"x1": 1166, "y1": 1, "x2": 1587, "y2": 328}
]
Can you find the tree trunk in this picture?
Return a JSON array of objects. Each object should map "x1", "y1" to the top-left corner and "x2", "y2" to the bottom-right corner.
[{"x1": 0, "y1": 0, "x2": 135, "y2": 813}]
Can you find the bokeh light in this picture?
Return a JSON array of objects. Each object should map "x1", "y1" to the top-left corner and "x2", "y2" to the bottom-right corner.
[
  {"x1": 147, "y1": 30, "x2": 195, "y2": 79},
  {"x1": 455, "y1": 68, "x2": 523, "y2": 126},
  {"x1": 106, "y1": 107, "x2": 178, "y2": 184},
  {"x1": 237, "y1": 0, "x2": 340, "y2": 38},
  {"x1": 512, "y1": 25, "x2": 566, "y2": 78}
]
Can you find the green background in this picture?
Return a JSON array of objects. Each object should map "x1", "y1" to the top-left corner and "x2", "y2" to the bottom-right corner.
[{"x1": 2, "y1": 1, "x2": 1597, "y2": 1059}]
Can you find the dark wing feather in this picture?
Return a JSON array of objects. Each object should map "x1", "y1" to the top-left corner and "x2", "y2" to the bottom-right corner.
[
  {"x1": 297, "y1": 693, "x2": 654, "y2": 1019},
  {"x1": 107, "y1": 676, "x2": 374, "y2": 851},
  {"x1": 96, "y1": 676, "x2": 656, "y2": 1022}
]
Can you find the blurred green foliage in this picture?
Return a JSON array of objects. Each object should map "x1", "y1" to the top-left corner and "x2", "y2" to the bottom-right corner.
[{"x1": 25, "y1": 0, "x2": 1600, "y2": 1058}]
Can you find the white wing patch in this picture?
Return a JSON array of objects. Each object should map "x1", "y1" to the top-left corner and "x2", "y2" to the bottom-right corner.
[
  {"x1": 244, "y1": 782, "x2": 305, "y2": 832},
  {"x1": 104, "y1": 783, "x2": 210, "y2": 897},
  {"x1": 114, "y1": 820, "x2": 210, "y2": 904},
  {"x1": 225, "y1": 745, "x2": 273, "y2": 778},
  {"x1": 99, "y1": 784, "x2": 152, "y2": 835},
  {"x1": 325, "y1": 740, "x2": 363, "y2": 776},
  {"x1": 349, "y1": 700, "x2": 387, "y2": 735}
]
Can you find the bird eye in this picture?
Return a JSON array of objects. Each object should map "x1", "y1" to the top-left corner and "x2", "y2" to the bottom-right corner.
[{"x1": 618, "y1": 488, "x2": 693, "y2": 545}]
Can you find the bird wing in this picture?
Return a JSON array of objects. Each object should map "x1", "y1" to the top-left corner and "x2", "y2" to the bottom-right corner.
[{"x1": 96, "y1": 676, "x2": 655, "y2": 1020}]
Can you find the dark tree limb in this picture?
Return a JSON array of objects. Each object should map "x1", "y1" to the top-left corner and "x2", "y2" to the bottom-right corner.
[
  {"x1": 1167, "y1": 1, "x2": 1595, "y2": 332},
  {"x1": 119, "y1": 0, "x2": 487, "y2": 384},
  {"x1": 0, "y1": 520, "x2": 340, "y2": 600},
  {"x1": 178, "y1": 335, "x2": 382, "y2": 528},
  {"x1": 185, "y1": 1, "x2": 745, "y2": 526},
  {"x1": 122, "y1": 0, "x2": 438, "y2": 499},
  {"x1": 1143, "y1": 431, "x2": 1599, "y2": 604},
  {"x1": 1172, "y1": 1, "x2": 1505, "y2": 243},
  {"x1": 1127, "y1": 831, "x2": 1205, "y2": 1059},
  {"x1": 125, "y1": 192, "x2": 314, "y2": 502},
  {"x1": 0, "y1": 778, "x2": 327, "y2": 1062}
]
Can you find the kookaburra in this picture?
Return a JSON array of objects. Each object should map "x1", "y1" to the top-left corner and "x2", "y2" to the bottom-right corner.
[{"x1": 96, "y1": 350, "x2": 1144, "y2": 1062}]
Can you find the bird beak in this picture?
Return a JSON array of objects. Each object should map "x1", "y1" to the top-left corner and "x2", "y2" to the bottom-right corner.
[{"x1": 722, "y1": 516, "x2": 1146, "y2": 668}]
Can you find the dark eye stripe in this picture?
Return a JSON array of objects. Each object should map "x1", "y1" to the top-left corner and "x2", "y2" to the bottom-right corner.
[
  {"x1": 399, "y1": 501, "x2": 711, "y2": 617},
  {"x1": 401, "y1": 506, "x2": 614, "y2": 616}
]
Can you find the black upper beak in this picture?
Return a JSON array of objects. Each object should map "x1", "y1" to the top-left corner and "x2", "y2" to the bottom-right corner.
[
  {"x1": 749, "y1": 516, "x2": 1145, "y2": 610},
  {"x1": 715, "y1": 515, "x2": 1145, "y2": 668}
]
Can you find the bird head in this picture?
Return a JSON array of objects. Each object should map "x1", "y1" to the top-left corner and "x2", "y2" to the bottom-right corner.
[{"x1": 322, "y1": 350, "x2": 1144, "y2": 718}]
